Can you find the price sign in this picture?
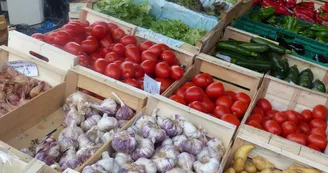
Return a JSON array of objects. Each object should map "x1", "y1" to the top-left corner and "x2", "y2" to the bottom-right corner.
[
  {"x1": 143, "y1": 74, "x2": 161, "y2": 94},
  {"x1": 6, "y1": 60, "x2": 38, "y2": 77}
]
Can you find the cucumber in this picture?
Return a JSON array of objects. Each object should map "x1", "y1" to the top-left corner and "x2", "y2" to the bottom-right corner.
[
  {"x1": 284, "y1": 65, "x2": 299, "y2": 84},
  {"x1": 250, "y1": 37, "x2": 291, "y2": 54},
  {"x1": 281, "y1": 59, "x2": 289, "y2": 75},
  {"x1": 268, "y1": 52, "x2": 285, "y2": 72},
  {"x1": 217, "y1": 42, "x2": 258, "y2": 57},
  {"x1": 239, "y1": 43, "x2": 270, "y2": 53},
  {"x1": 235, "y1": 59, "x2": 273, "y2": 72},
  {"x1": 216, "y1": 50, "x2": 255, "y2": 60},
  {"x1": 312, "y1": 79, "x2": 326, "y2": 93}
]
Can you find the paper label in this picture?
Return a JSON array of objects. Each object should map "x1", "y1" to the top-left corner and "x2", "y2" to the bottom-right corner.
[
  {"x1": 143, "y1": 74, "x2": 161, "y2": 94},
  {"x1": 6, "y1": 61, "x2": 38, "y2": 77}
]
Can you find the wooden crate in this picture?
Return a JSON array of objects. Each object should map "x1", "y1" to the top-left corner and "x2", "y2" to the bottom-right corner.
[
  {"x1": 225, "y1": 126, "x2": 328, "y2": 172},
  {"x1": 76, "y1": 94, "x2": 236, "y2": 171},
  {"x1": 0, "y1": 67, "x2": 147, "y2": 172},
  {"x1": 240, "y1": 75, "x2": 328, "y2": 168}
]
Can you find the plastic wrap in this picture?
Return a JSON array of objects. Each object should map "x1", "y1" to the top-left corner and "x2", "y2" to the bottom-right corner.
[{"x1": 0, "y1": 146, "x2": 28, "y2": 173}]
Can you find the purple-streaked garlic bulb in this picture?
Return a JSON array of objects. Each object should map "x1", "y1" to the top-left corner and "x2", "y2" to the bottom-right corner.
[
  {"x1": 118, "y1": 163, "x2": 146, "y2": 173},
  {"x1": 35, "y1": 136, "x2": 60, "y2": 160},
  {"x1": 141, "y1": 121, "x2": 166, "y2": 143},
  {"x1": 59, "y1": 147, "x2": 81, "y2": 170},
  {"x1": 78, "y1": 134, "x2": 95, "y2": 148},
  {"x1": 161, "y1": 136, "x2": 173, "y2": 146},
  {"x1": 58, "y1": 137, "x2": 78, "y2": 152},
  {"x1": 114, "y1": 152, "x2": 132, "y2": 167},
  {"x1": 135, "y1": 158, "x2": 157, "y2": 173},
  {"x1": 172, "y1": 135, "x2": 187, "y2": 152},
  {"x1": 76, "y1": 145, "x2": 101, "y2": 163},
  {"x1": 58, "y1": 122, "x2": 84, "y2": 141},
  {"x1": 96, "y1": 151, "x2": 120, "y2": 173},
  {"x1": 207, "y1": 138, "x2": 225, "y2": 158},
  {"x1": 62, "y1": 105, "x2": 85, "y2": 127},
  {"x1": 131, "y1": 138, "x2": 154, "y2": 160},
  {"x1": 135, "y1": 109, "x2": 158, "y2": 130},
  {"x1": 152, "y1": 144, "x2": 179, "y2": 172},
  {"x1": 112, "y1": 92, "x2": 134, "y2": 120},
  {"x1": 81, "y1": 114, "x2": 102, "y2": 132},
  {"x1": 97, "y1": 113, "x2": 118, "y2": 132},
  {"x1": 85, "y1": 126, "x2": 99, "y2": 143},
  {"x1": 157, "y1": 117, "x2": 183, "y2": 137},
  {"x1": 35, "y1": 152, "x2": 57, "y2": 166},
  {"x1": 111, "y1": 130, "x2": 137, "y2": 153},
  {"x1": 179, "y1": 138, "x2": 204, "y2": 155},
  {"x1": 193, "y1": 157, "x2": 220, "y2": 173},
  {"x1": 177, "y1": 152, "x2": 195, "y2": 171},
  {"x1": 91, "y1": 98, "x2": 117, "y2": 115}
]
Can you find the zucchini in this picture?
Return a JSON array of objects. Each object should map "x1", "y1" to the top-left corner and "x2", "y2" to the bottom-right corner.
[
  {"x1": 239, "y1": 43, "x2": 270, "y2": 53},
  {"x1": 235, "y1": 59, "x2": 273, "y2": 72},
  {"x1": 250, "y1": 37, "x2": 291, "y2": 54},
  {"x1": 298, "y1": 75, "x2": 312, "y2": 89},
  {"x1": 216, "y1": 50, "x2": 255, "y2": 60},
  {"x1": 268, "y1": 52, "x2": 285, "y2": 72},
  {"x1": 312, "y1": 79, "x2": 326, "y2": 93},
  {"x1": 284, "y1": 65, "x2": 299, "y2": 84},
  {"x1": 217, "y1": 42, "x2": 258, "y2": 57},
  {"x1": 281, "y1": 59, "x2": 289, "y2": 75},
  {"x1": 299, "y1": 68, "x2": 314, "y2": 81}
]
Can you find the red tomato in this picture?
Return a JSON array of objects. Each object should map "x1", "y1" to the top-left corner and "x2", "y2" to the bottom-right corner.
[
  {"x1": 112, "y1": 43, "x2": 125, "y2": 57},
  {"x1": 202, "y1": 99, "x2": 215, "y2": 113},
  {"x1": 120, "y1": 61, "x2": 135, "y2": 79},
  {"x1": 155, "y1": 62, "x2": 170, "y2": 78},
  {"x1": 285, "y1": 110, "x2": 300, "y2": 125},
  {"x1": 89, "y1": 52, "x2": 103, "y2": 65},
  {"x1": 91, "y1": 21, "x2": 109, "y2": 32},
  {"x1": 262, "y1": 116, "x2": 271, "y2": 125},
  {"x1": 215, "y1": 96, "x2": 233, "y2": 108},
  {"x1": 266, "y1": 110, "x2": 279, "y2": 119},
  {"x1": 141, "y1": 60, "x2": 156, "y2": 75},
  {"x1": 86, "y1": 35, "x2": 98, "y2": 42},
  {"x1": 92, "y1": 58, "x2": 108, "y2": 74},
  {"x1": 104, "y1": 63, "x2": 121, "y2": 80},
  {"x1": 82, "y1": 20, "x2": 90, "y2": 27},
  {"x1": 125, "y1": 45, "x2": 141, "y2": 63},
  {"x1": 99, "y1": 34, "x2": 113, "y2": 48},
  {"x1": 184, "y1": 86, "x2": 204, "y2": 103},
  {"x1": 148, "y1": 44, "x2": 170, "y2": 56},
  {"x1": 231, "y1": 101, "x2": 248, "y2": 118},
  {"x1": 78, "y1": 54, "x2": 90, "y2": 67},
  {"x1": 281, "y1": 121, "x2": 297, "y2": 137},
  {"x1": 92, "y1": 25, "x2": 107, "y2": 39},
  {"x1": 213, "y1": 105, "x2": 231, "y2": 119},
  {"x1": 301, "y1": 109, "x2": 313, "y2": 122},
  {"x1": 123, "y1": 78, "x2": 140, "y2": 88},
  {"x1": 120, "y1": 35, "x2": 137, "y2": 46},
  {"x1": 112, "y1": 28, "x2": 125, "y2": 42},
  {"x1": 63, "y1": 42, "x2": 83, "y2": 55},
  {"x1": 70, "y1": 21, "x2": 86, "y2": 34},
  {"x1": 139, "y1": 41, "x2": 154, "y2": 52},
  {"x1": 312, "y1": 104, "x2": 327, "y2": 120},
  {"x1": 256, "y1": 98, "x2": 272, "y2": 112},
  {"x1": 286, "y1": 133, "x2": 307, "y2": 145},
  {"x1": 309, "y1": 119, "x2": 327, "y2": 131},
  {"x1": 71, "y1": 37, "x2": 81, "y2": 44},
  {"x1": 247, "y1": 121, "x2": 262, "y2": 129},
  {"x1": 100, "y1": 47, "x2": 112, "y2": 57},
  {"x1": 160, "y1": 50, "x2": 177, "y2": 65},
  {"x1": 205, "y1": 82, "x2": 225, "y2": 98},
  {"x1": 174, "y1": 88, "x2": 185, "y2": 99},
  {"x1": 155, "y1": 78, "x2": 174, "y2": 94},
  {"x1": 81, "y1": 39, "x2": 98, "y2": 54},
  {"x1": 170, "y1": 95, "x2": 186, "y2": 105},
  {"x1": 53, "y1": 31, "x2": 71, "y2": 46},
  {"x1": 107, "y1": 23, "x2": 118, "y2": 33},
  {"x1": 307, "y1": 134, "x2": 327, "y2": 151},
  {"x1": 308, "y1": 144, "x2": 321, "y2": 151},
  {"x1": 233, "y1": 92, "x2": 251, "y2": 105},
  {"x1": 137, "y1": 77, "x2": 144, "y2": 90},
  {"x1": 170, "y1": 66, "x2": 184, "y2": 80},
  {"x1": 44, "y1": 32, "x2": 56, "y2": 44},
  {"x1": 113, "y1": 60, "x2": 123, "y2": 67},
  {"x1": 189, "y1": 101, "x2": 207, "y2": 113},
  {"x1": 134, "y1": 64, "x2": 144, "y2": 79},
  {"x1": 104, "y1": 52, "x2": 119, "y2": 63},
  {"x1": 221, "y1": 114, "x2": 240, "y2": 127},
  {"x1": 85, "y1": 27, "x2": 92, "y2": 36},
  {"x1": 224, "y1": 91, "x2": 236, "y2": 101},
  {"x1": 299, "y1": 122, "x2": 311, "y2": 135},
  {"x1": 263, "y1": 120, "x2": 282, "y2": 135},
  {"x1": 310, "y1": 127, "x2": 326, "y2": 137},
  {"x1": 61, "y1": 24, "x2": 77, "y2": 37},
  {"x1": 247, "y1": 114, "x2": 263, "y2": 124},
  {"x1": 273, "y1": 112, "x2": 287, "y2": 125},
  {"x1": 252, "y1": 107, "x2": 265, "y2": 117},
  {"x1": 192, "y1": 73, "x2": 214, "y2": 88},
  {"x1": 141, "y1": 51, "x2": 158, "y2": 62},
  {"x1": 181, "y1": 82, "x2": 196, "y2": 90},
  {"x1": 31, "y1": 33, "x2": 44, "y2": 41}
]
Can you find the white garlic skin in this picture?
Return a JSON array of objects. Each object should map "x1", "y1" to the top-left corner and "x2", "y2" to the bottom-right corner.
[
  {"x1": 114, "y1": 152, "x2": 132, "y2": 167},
  {"x1": 177, "y1": 152, "x2": 195, "y2": 171},
  {"x1": 78, "y1": 134, "x2": 95, "y2": 148},
  {"x1": 97, "y1": 113, "x2": 118, "y2": 132},
  {"x1": 131, "y1": 138, "x2": 155, "y2": 160},
  {"x1": 161, "y1": 136, "x2": 173, "y2": 146},
  {"x1": 96, "y1": 151, "x2": 120, "y2": 173},
  {"x1": 81, "y1": 114, "x2": 102, "y2": 132},
  {"x1": 193, "y1": 157, "x2": 220, "y2": 173},
  {"x1": 135, "y1": 158, "x2": 157, "y2": 173},
  {"x1": 173, "y1": 135, "x2": 187, "y2": 152},
  {"x1": 207, "y1": 138, "x2": 225, "y2": 158},
  {"x1": 167, "y1": 168, "x2": 187, "y2": 173},
  {"x1": 135, "y1": 115, "x2": 156, "y2": 130},
  {"x1": 182, "y1": 121, "x2": 201, "y2": 138},
  {"x1": 197, "y1": 146, "x2": 221, "y2": 161}
]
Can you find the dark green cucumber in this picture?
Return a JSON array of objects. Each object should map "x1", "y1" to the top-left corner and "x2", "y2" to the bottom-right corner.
[
  {"x1": 235, "y1": 59, "x2": 273, "y2": 71},
  {"x1": 312, "y1": 79, "x2": 326, "y2": 93},
  {"x1": 268, "y1": 52, "x2": 285, "y2": 72},
  {"x1": 281, "y1": 59, "x2": 289, "y2": 75},
  {"x1": 250, "y1": 37, "x2": 291, "y2": 54},
  {"x1": 239, "y1": 43, "x2": 270, "y2": 53},
  {"x1": 217, "y1": 42, "x2": 258, "y2": 57},
  {"x1": 284, "y1": 65, "x2": 299, "y2": 84},
  {"x1": 216, "y1": 50, "x2": 255, "y2": 60}
]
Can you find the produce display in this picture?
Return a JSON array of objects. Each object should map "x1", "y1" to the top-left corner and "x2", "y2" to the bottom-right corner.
[
  {"x1": 18, "y1": 92, "x2": 135, "y2": 171},
  {"x1": 169, "y1": 73, "x2": 251, "y2": 127},
  {"x1": 225, "y1": 144, "x2": 321, "y2": 173},
  {"x1": 31, "y1": 20, "x2": 185, "y2": 94},
  {"x1": 0, "y1": 65, "x2": 50, "y2": 117},
  {"x1": 82, "y1": 108, "x2": 225, "y2": 173},
  {"x1": 92, "y1": 0, "x2": 207, "y2": 45},
  {"x1": 247, "y1": 98, "x2": 327, "y2": 152}
]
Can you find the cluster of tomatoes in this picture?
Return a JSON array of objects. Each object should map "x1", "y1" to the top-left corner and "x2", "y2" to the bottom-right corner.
[
  {"x1": 169, "y1": 73, "x2": 251, "y2": 127},
  {"x1": 31, "y1": 20, "x2": 184, "y2": 93},
  {"x1": 247, "y1": 98, "x2": 327, "y2": 152}
]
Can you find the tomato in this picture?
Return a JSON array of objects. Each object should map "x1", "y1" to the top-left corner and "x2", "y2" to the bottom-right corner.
[
  {"x1": 99, "y1": 34, "x2": 113, "y2": 48},
  {"x1": 184, "y1": 86, "x2": 204, "y2": 103},
  {"x1": 192, "y1": 73, "x2": 214, "y2": 88},
  {"x1": 160, "y1": 50, "x2": 177, "y2": 65},
  {"x1": 107, "y1": 23, "x2": 118, "y2": 33},
  {"x1": 301, "y1": 109, "x2": 313, "y2": 122},
  {"x1": 100, "y1": 47, "x2": 112, "y2": 57},
  {"x1": 104, "y1": 52, "x2": 119, "y2": 63},
  {"x1": 81, "y1": 39, "x2": 98, "y2": 54},
  {"x1": 134, "y1": 64, "x2": 144, "y2": 79},
  {"x1": 307, "y1": 134, "x2": 327, "y2": 151},
  {"x1": 70, "y1": 21, "x2": 86, "y2": 34},
  {"x1": 286, "y1": 133, "x2": 307, "y2": 145},
  {"x1": 262, "y1": 116, "x2": 271, "y2": 125},
  {"x1": 233, "y1": 92, "x2": 251, "y2": 105},
  {"x1": 141, "y1": 51, "x2": 158, "y2": 62},
  {"x1": 273, "y1": 112, "x2": 287, "y2": 125},
  {"x1": 113, "y1": 60, "x2": 123, "y2": 67},
  {"x1": 85, "y1": 27, "x2": 92, "y2": 36},
  {"x1": 256, "y1": 98, "x2": 272, "y2": 112},
  {"x1": 215, "y1": 96, "x2": 233, "y2": 108},
  {"x1": 140, "y1": 60, "x2": 156, "y2": 75},
  {"x1": 139, "y1": 41, "x2": 154, "y2": 52},
  {"x1": 125, "y1": 45, "x2": 141, "y2": 63},
  {"x1": 309, "y1": 119, "x2": 327, "y2": 131},
  {"x1": 170, "y1": 66, "x2": 184, "y2": 80},
  {"x1": 91, "y1": 25, "x2": 107, "y2": 39},
  {"x1": 252, "y1": 107, "x2": 265, "y2": 117},
  {"x1": 312, "y1": 104, "x2": 327, "y2": 120},
  {"x1": 281, "y1": 121, "x2": 297, "y2": 137},
  {"x1": 71, "y1": 37, "x2": 81, "y2": 44},
  {"x1": 112, "y1": 28, "x2": 125, "y2": 42},
  {"x1": 155, "y1": 78, "x2": 174, "y2": 94},
  {"x1": 63, "y1": 42, "x2": 83, "y2": 55},
  {"x1": 224, "y1": 91, "x2": 236, "y2": 101},
  {"x1": 112, "y1": 43, "x2": 125, "y2": 57},
  {"x1": 284, "y1": 111, "x2": 300, "y2": 125},
  {"x1": 53, "y1": 31, "x2": 71, "y2": 46},
  {"x1": 263, "y1": 120, "x2": 282, "y2": 135},
  {"x1": 308, "y1": 144, "x2": 321, "y2": 151},
  {"x1": 86, "y1": 35, "x2": 98, "y2": 42},
  {"x1": 62, "y1": 24, "x2": 77, "y2": 37},
  {"x1": 31, "y1": 33, "x2": 44, "y2": 41},
  {"x1": 120, "y1": 35, "x2": 137, "y2": 46},
  {"x1": 104, "y1": 63, "x2": 121, "y2": 80},
  {"x1": 120, "y1": 61, "x2": 135, "y2": 79},
  {"x1": 148, "y1": 44, "x2": 170, "y2": 56},
  {"x1": 299, "y1": 122, "x2": 311, "y2": 135},
  {"x1": 155, "y1": 62, "x2": 170, "y2": 78},
  {"x1": 213, "y1": 105, "x2": 231, "y2": 119},
  {"x1": 123, "y1": 78, "x2": 140, "y2": 88},
  {"x1": 311, "y1": 127, "x2": 326, "y2": 137},
  {"x1": 92, "y1": 58, "x2": 108, "y2": 74},
  {"x1": 137, "y1": 77, "x2": 144, "y2": 90},
  {"x1": 247, "y1": 121, "x2": 262, "y2": 129},
  {"x1": 205, "y1": 82, "x2": 225, "y2": 99},
  {"x1": 170, "y1": 95, "x2": 186, "y2": 105},
  {"x1": 82, "y1": 20, "x2": 90, "y2": 27},
  {"x1": 231, "y1": 101, "x2": 248, "y2": 118},
  {"x1": 78, "y1": 54, "x2": 90, "y2": 67},
  {"x1": 91, "y1": 21, "x2": 109, "y2": 32},
  {"x1": 247, "y1": 114, "x2": 263, "y2": 124},
  {"x1": 202, "y1": 99, "x2": 215, "y2": 113},
  {"x1": 44, "y1": 32, "x2": 56, "y2": 44},
  {"x1": 181, "y1": 82, "x2": 196, "y2": 90},
  {"x1": 89, "y1": 52, "x2": 103, "y2": 65},
  {"x1": 221, "y1": 114, "x2": 240, "y2": 127},
  {"x1": 187, "y1": 101, "x2": 207, "y2": 113}
]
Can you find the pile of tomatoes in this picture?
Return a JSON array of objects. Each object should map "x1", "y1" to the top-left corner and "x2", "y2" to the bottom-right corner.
[
  {"x1": 247, "y1": 98, "x2": 327, "y2": 152},
  {"x1": 31, "y1": 20, "x2": 184, "y2": 93},
  {"x1": 169, "y1": 73, "x2": 251, "y2": 127}
]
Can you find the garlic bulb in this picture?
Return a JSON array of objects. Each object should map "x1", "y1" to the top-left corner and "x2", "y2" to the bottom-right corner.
[
  {"x1": 59, "y1": 147, "x2": 81, "y2": 170},
  {"x1": 19, "y1": 148, "x2": 35, "y2": 157},
  {"x1": 36, "y1": 136, "x2": 60, "y2": 160},
  {"x1": 59, "y1": 122, "x2": 84, "y2": 141},
  {"x1": 35, "y1": 152, "x2": 57, "y2": 166},
  {"x1": 82, "y1": 164, "x2": 107, "y2": 173},
  {"x1": 78, "y1": 134, "x2": 95, "y2": 148},
  {"x1": 62, "y1": 105, "x2": 85, "y2": 127},
  {"x1": 95, "y1": 130, "x2": 105, "y2": 144},
  {"x1": 64, "y1": 92, "x2": 90, "y2": 115},
  {"x1": 111, "y1": 130, "x2": 137, "y2": 153},
  {"x1": 97, "y1": 151, "x2": 120, "y2": 173},
  {"x1": 193, "y1": 157, "x2": 220, "y2": 173},
  {"x1": 101, "y1": 129, "x2": 116, "y2": 143},
  {"x1": 81, "y1": 114, "x2": 102, "y2": 132},
  {"x1": 112, "y1": 92, "x2": 134, "y2": 120},
  {"x1": 131, "y1": 138, "x2": 154, "y2": 160},
  {"x1": 167, "y1": 168, "x2": 187, "y2": 173},
  {"x1": 180, "y1": 138, "x2": 204, "y2": 155},
  {"x1": 157, "y1": 117, "x2": 183, "y2": 137},
  {"x1": 91, "y1": 98, "x2": 117, "y2": 115},
  {"x1": 182, "y1": 121, "x2": 201, "y2": 138},
  {"x1": 173, "y1": 135, "x2": 187, "y2": 152},
  {"x1": 177, "y1": 152, "x2": 195, "y2": 171},
  {"x1": 197, "y1": 146, "x2": 221, "y2": 161},
  {"x1": 135, "y1": 109, "x2": 158, "y2": 130},
  {"x1": 97, "y1": 113, "x2": 118, "y2": 132},
  {"x1": 114, "y1": 152, "x2": 132, "y2": 167},
  {"x1": 77, "y1": 145, "x2": 100, "y2": 162},
  {"x1": 152, "y1": 144, "x2": 179, "y2": 172},
  {"x1": 135, "y1": 158, "x2": 157, "y2": 173},
  {"x1": 141, "y1": 121, "x2": 166, "y2": 143},
  {"x1": 58, "y1": 137, "x2": 78, "y2": 152},
  {"x1": 207, "y1": 138, "x2": 225, "y2": 158},
  {"x1": 161, "y1": 136, "x2": 173, "y2": 146},
  {"x1": 86, "y1": 126, "x2": 99, "y2": 143},
  {"x1": 119, "y1": 163, "x2": 146, "y2": 173}
]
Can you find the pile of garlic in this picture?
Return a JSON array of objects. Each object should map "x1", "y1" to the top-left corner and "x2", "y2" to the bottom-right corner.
[
  {"x1": 20, "y1": 91, "x2": 134, "y2": 171},
  {"x1": 82, "y1": 108, "x2": 225, "y2": 173}
]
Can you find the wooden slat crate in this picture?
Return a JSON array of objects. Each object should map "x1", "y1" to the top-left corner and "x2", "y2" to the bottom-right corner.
[
  {"x1": 240, "y1": 75, "x2": 328, "y2": 168},
  {"x1": 224, "y1": 126, "x2": 328, "y2": 172},
  {"x1": 0, "y1": 67, "x2": 147, "y2": 172}
]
